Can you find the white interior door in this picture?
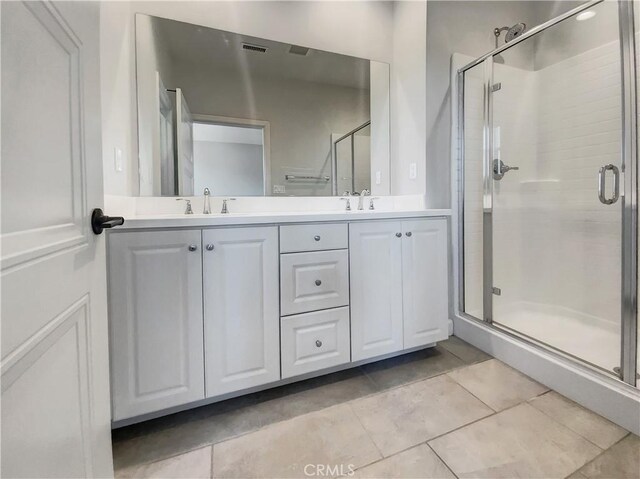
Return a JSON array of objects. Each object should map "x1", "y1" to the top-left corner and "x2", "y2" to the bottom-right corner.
[
  {"x1": 176, "y1": 88, "x2": 194, "y2": 196},
  {"x1": 157, "y1": 73, "x2": 175, "y2": 196},
  {"x1": 1, "y1": 1, "x2": 113, "y2": 477}
]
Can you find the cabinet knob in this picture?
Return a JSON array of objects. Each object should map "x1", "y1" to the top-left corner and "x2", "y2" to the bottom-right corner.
[
  {"x1": 206, "y1": 244, "x2": 214, "y2": 251},
  {"x1": 395, "y1": 232, "x2": 402, "y2": 238},
  {"x1": 315, "y1": 340, "x2": 322, "y2": 348},
  {"x1": 406, "y1": 232, "x2": 412, "y2": 237},
  {"x1": 315, "y1": 279, "x2": 322, "y2": 286},
  {"x1": 188, "y1": 244, "x2": 198, "y2": 252},
  {"x1": 314, "y1": 235, "x2": 321, "y2": 241}
]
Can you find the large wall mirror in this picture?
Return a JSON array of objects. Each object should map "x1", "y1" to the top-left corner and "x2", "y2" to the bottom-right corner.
[{"x1": 136, "y1": 14, "x2": 391, "y2": 197}]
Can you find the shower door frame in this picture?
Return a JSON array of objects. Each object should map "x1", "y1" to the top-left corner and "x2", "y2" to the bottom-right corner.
[{"x1": 456, "y1": 0, "x2": 638, "y2": 386}]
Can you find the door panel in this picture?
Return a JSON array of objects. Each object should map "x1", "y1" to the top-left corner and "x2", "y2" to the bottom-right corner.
[
  {"x1": 108, "y1": 231, "x2": 205, "y2": 420},
  {"x1": 350, "y1": 221, "x2": 403, "y2": 361},
  {"x1": 203, "y1": 226, "x2": 280, "y2": 396},
  {"x1": 176, "y1": 88, "x2": 194, "y2": 196},
  {"x1": 402, "y1": 219, "x2": 449, "y2": 348},
  {"x1": 489, "y1": 1, "x2": 623, "y2": 374},
  {"x1": 1, "y1": 1, "x2": 113, "y2": 476}
]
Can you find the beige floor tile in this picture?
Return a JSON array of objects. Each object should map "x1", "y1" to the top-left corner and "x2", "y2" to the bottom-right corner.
[
  {"x1": 529, "y1": 391, "x2": 628, "y2": 449},
  {"x1": 353, "y1": 444, "x2": 455, "y2": 479},
  {"x1": 429, "y1": 403, "x2": 602, "y2": 479},
  {"x1": 116, "y1": 446, "x2": 212, "y2": 479},
  {"x1": 212, "y1": 403, "x2": 381, "y2": 478},
  {"x1": 567, "y1": 472, "x2": 589, "y2": 479},
  {"x1": 350, "y1": 375, "x2": 493, "y2": 457},
  {"x1": 447, "y1": 359, "x2": 548, "y2": 411},
  {"x1": 578, "y1": 434, "x2": 639, "y2": 479}
]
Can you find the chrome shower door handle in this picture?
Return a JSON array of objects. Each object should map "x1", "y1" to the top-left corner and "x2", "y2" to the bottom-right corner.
[
  {"x1": 493, "y1": 159, "x2": 519, "y2": 180},
  {"x1": 598, "y1": 164, "x2": 620, "y2": 205}
]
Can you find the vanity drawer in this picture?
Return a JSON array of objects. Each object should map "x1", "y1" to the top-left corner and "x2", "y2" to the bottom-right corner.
[
  {"x1": 281, "y1": 250, "x2": 349, "y2": 316},
  {"x1": 281, "y1": 307, "x2": 350, "y2": 379},
  {"x1": 280, "y1": 223, "x2": 348, "y2": 253}
]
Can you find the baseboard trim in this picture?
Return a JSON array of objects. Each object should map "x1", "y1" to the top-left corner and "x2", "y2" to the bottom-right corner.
[{"x1": 453, "y1": 314, "x2": 640, "y2": 435}]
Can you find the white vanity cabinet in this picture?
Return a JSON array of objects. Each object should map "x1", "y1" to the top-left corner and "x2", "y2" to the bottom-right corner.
[
  {"x1": 107, "y1": 214, "x2": 450, "y2": 425},
  {"x1": 202, "y1": 226, "x2": 280, "y2": 397},
  {"x1": 108, "y1": 230, "x2": 205, "y2": 421},
  {"x1": 350, "y1": 218, "x2": 449, "y2": 361},
  {"x1": 349, "y1": 221, "x2": 404, "y2": 361}
]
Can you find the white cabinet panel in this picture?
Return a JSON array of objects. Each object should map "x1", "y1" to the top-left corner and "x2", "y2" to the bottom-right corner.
[
  {"x1": 349, "y1": 221, "x2": 404, "y2": 361},
  {"x1": 280, "y1": 250, "x2": 349, "y2": 316},
  {"x1": 108, "y1": 230, "x2": 205, "y2": 420},
  {"x1": 281, "y1": 307, "x2": 350, "y2": 379},
  {"x1": 203, "y1": 226, "x2": 280, "y2": 397},
  {"x1": 402, "y1": 219, "x2": 450, "y2": 348},
  {"x1": 280, "y1": 223, "x2": 348, "y2": 253}
]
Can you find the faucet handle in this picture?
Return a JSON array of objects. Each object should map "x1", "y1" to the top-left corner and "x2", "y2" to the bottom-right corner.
[
  {"x1": 369, "y1": 197, "x2": 380, "y2": 210},
  {"x1": 204, "y1": 188, "x2": 210, "y2": 195},
  {"x1": 340, "y1": 197, "x2": 351, "y2": 211},
  {"x1": 221, "y1": 198, "x2": 236, "y2": 214},
  {"x1": 176, "y1": 198, "x2": 193, "y2": 214}
]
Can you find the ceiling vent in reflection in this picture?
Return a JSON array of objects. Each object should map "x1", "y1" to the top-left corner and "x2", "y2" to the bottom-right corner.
[
  {"x1": 289, "y1": 45, "x2": 310, "y2": 56},
  {"x1": 242, "y1": 43, "x2": 268, "y2": 53}
]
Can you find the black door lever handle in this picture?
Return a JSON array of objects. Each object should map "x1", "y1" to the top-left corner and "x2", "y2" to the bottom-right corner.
[{"x1": 91, "y1": 208, "x2": 125, "y2": 235}]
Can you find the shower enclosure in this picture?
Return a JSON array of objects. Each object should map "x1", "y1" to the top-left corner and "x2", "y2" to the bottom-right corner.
[
  {"x1": 457, "y1": 0, "x2": 638, "y2": 385},
  {"x1": 333, "y1": 121, "x2": 371, "y2": 195}
]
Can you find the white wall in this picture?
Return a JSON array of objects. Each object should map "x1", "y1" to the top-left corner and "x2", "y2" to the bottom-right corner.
[
  {"x1": 193, "y1": 141, "x2": 264, "y2": 196},
  {"x1": 390, "y1": 0, "x2": 427, "y2": 196},
  {"x1": 100, "y1": 1, "x2": 428, "y2": 197}
]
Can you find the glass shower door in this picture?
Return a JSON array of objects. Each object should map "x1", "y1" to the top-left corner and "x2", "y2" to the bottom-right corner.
[{"x1": 489, "y1": 1, "x2": 623, "y2": 374}]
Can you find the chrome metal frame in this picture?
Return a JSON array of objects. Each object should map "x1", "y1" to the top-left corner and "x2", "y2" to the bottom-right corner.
[
  {"x1": 482, "y1": 57, "x2": 494, "y2": 324},
  {"x1": 332, "y1": 121, "x2": 372, "y2": 194},
  {"x1": 619, "y1": 0, "x2": 638, "y2": 385},
  {"x1": 456, "y1": 0, "x2": 638, "y2": 386}
]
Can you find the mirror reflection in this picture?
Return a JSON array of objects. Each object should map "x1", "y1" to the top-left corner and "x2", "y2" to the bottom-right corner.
[{"x1": 136, "y1": 14, "x2": 390, "y2": 197}]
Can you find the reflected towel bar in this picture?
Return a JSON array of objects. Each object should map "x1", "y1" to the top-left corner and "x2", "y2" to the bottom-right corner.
[{"x1": 285, "y1": 174, "x2": 330, "y2": 181}]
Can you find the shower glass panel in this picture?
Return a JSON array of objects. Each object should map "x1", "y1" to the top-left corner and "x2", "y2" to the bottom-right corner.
[
  {"x1": 334, "y1": 121, "x2": 372, "y2": 194},
  {"x1": 462, "y1": 62, "x2": 486, "y2": 319},
  {"x1": 490, "y1": 1, "x2": 622, "y2": 374}
]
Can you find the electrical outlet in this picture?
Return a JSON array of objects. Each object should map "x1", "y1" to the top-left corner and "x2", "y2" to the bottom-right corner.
[
  {"x1": 114, "y1": 147, "x2": 123, "y2": 172},
  {"x1": 375, "y1": 171, "x2": 381, "y2": 185},
  {"x1": 409, "y1": 163, "x2": 417, "y2": 180},
  {"x1": 273, "y1": 184, "x2": 286, "y2": 194}
]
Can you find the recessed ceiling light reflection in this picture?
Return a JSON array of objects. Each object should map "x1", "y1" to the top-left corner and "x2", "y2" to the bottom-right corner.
[{"x1": 576, "y1": 11, "x2": 596, "y2": 21}]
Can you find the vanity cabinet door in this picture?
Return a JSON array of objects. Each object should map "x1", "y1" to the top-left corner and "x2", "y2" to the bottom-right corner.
[
  {"x1": 349, "y1": 221, "x2": 404, "y2": 361},
  {"x1": 402, "y1": 219, "x2": 449, "y2": 349},
  {"x1": 203, "y1": 226, "x2": 280, "y2": 397},
  {"x1": 108, "y1": 230, "x2": 205, "y2": 421}
]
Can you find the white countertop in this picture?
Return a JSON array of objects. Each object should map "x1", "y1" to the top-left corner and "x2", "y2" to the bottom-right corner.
[{"x1": 112, "y1": 209, "x2": 451, "y2": 230}]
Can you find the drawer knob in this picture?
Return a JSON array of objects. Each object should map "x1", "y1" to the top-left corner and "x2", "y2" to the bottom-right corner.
[
  {"x1": 315, "y1": 340, "x2": 322, "y2": 347},
  {"x1": 314, "y1": 235, "x2": 321, "y2": 241},
  {"x1": 315, "y1": 279, "x2": 322, "y2": 286},
  {"x1": 188, "y1": 244, "x2": 198, "y2": 252},
  {"x1": 395, "y1": 232, "x2": 402, "y2": 238},
  {"x1": 406, "y1": 232, "x2": 412, "y2": 237},
  {"x1": 206, "y1": 244, "x2": 214, "y2": 251}
]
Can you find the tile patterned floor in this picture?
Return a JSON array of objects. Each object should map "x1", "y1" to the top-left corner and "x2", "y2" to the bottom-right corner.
[{"x1": 113, "y1": 337, "x2": 638, "y2": 479}]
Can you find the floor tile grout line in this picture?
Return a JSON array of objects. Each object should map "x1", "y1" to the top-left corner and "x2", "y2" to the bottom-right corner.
[
  {"x1": 426, "y1": 442, "x2": 460, "y2": 479},
  {"x1": 345, "y1": 401, "x2": 385, "y2": 463},
  {"x1": 526, "y1": 393, "x2": 628, "y2": 452},
  {"x1": 443, "y1": 371, "x2": 501, "y2": 413},
  {"x1": 561, "y1": 432, "x2": 631, "y2": 479}
]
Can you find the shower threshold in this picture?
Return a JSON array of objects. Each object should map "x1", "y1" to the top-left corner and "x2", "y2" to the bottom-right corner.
[{"x1": 490, "y1": 301, "x2": 620, "y2": 374}]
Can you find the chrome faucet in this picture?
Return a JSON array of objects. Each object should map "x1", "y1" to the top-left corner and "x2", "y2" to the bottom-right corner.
[
  {"x1": 203, "y1": 188, "x2": 211, "y2": 214},
  {"x1": 340, "y1": 197, "x2": 352, "y2": 211},
  {"x1": 369, "y1": 197, "x2": 380, "y2": 210},
  {"x1": 358, "y1": 189, "x2": 371, "y2": 210},
  {"x1": 221, "y1": 198, "x2": 236, "y2": 214},
  {"x1": 176, "y1": 198, "x2": 193, "y2": 214}
]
